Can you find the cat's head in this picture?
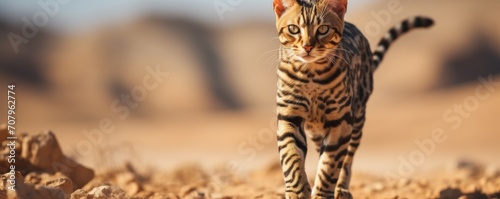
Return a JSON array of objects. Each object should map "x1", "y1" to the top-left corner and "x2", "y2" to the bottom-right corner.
[{"x1": 273, "y1": 0, "x2": 347, "y2": 63}]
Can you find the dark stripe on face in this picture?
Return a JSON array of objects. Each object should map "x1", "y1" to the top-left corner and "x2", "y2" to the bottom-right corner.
[
  {"x1": 334, "y1": 28, "x2": 342, "y2": 37},
  {"x1": 329, "y1": 41, "x2": 339, "y2": 45},
  {"x1": 279, "y1": 27, "x2": 285, "y2": 35},
  {"x1": 301, "y1": 7, "x2": 308, "y2": 25},
  {"x1": 301, "y1": 6, "x2": 317, "y2": 25},
  {"x1": 314, "y1": 6, "x2": 322, "y2": 25}
]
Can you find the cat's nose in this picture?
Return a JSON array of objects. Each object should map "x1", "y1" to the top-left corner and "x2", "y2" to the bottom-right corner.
[{"x1": 303, "y1": 45, "x2": 314, "y2": 53}]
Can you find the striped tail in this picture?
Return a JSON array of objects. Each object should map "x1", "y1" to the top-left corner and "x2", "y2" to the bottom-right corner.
[{"x1": 372, "y1": 16, "x2": 434, "y2": 69}]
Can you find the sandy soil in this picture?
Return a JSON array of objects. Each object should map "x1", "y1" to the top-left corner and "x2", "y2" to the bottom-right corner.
[{"x1": 1, "y1": 126, "x2": 499, "y2": 199}]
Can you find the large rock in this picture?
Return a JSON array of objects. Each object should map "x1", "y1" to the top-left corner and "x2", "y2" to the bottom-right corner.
[
  {"x1": 21, "y1": 131, "x2": 64, "y2": 171},
  {"x1": 21, "y1": 131, "x2": 94, "y2": 188}
]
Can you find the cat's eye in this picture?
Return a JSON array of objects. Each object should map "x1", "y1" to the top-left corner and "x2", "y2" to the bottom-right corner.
[
  {"x1": 288, "y1": 25, "x2": 300, "y2": 34},
  {"x1": 318, "y1": 25, "x2": 330, "y2": 35}
]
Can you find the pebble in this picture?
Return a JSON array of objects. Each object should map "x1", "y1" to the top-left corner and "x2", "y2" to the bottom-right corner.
[
  {"x1": 397, "y1": 179, "x2": 411, "y2": 187},
  {"x1": 45, "y1": 177, "x2": 73, "y2": 195},
  {"x1": 485, "y1": 164, "x2": 499, "y2": 178},
  {"x1": 88, "y1": 185, "x2": 129, "y2": 199}
]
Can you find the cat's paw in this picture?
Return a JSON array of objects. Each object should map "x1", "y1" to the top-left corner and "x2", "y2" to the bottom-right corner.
[
  {"x1": 286, "y1": 192, "x2": 310, "y2": 199},
  {"x1": 310, "y1": 192, "x2": 335, "y2": 199},
  {"x1": 334, "y1": 188, "x2": 353, "y2": 199},
  {"x1": 311, "y1": 196, "x2": 333, "y2": 199}
]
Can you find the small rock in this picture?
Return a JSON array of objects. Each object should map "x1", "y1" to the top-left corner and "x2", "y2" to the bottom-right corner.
[
  {"x1": 24, "y1": 172, "x2": 67, "y2": 186},
  {"x1": 124, "y1": 182, "x2": 141, "y2": 196},
  {"x1": 151, "y1": 193, "x2": 179, "y2": 199},
  {"x1": 363, "y1": 182, "x2": 385, "y2": 193},
  {"x1": 45, "y1": 177, "x2": 73, "y2": 195},
  {"x1": 372, "y1": 182, "x2": 385, "y2": 192},
  {"x1": 133, "y1": 191, "x2": 154, "y2": 198},
  {"x1": 425, "y1": 190, "x2": 436, "y2": 198},
  {"x1": 180, "y1": 184, "x2": 198, "y2": 197},
  {"x1": 417, "y1": 179, "x2": 429, "y2": 188},
  {"x1": 24, "y1": 173, "x2": 43, "y2": 185},
  {"x1": 211, "y1": 193, "x2": 233, "y2": 199},
  {"x1": 397, "y1": 179, "x2": 411, "y2": 187},
  {"x1": 88, "y1": 185, "x2": 129, "y2": 199},
  {"x1": 116, "y1": 172, "x2": 135, "y2": 185},
  {"x1": 70, "y1": 189, "x2": 88, "y2": 199},
  {"x1": 464, "y1": 184, "x2": 481, "y2": 193},
  {"x1": 115, "y1": 171, "x2": 142, "y2": 195},
  {"x1": 448, "y1": 159, "x2": 483, "y2": 179},
  {"x1": 485, "y1": 164, "x2": 499, "y2": 178},
  {"x1": 439, "y1": 187, "x2": 462, "y2": 199},
  {"x1": 479, "y1": 177, "x2": 488, "y2": 186}
]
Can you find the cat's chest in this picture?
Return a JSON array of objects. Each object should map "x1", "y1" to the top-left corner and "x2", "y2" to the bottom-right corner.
[
  {"x1": 294, "y1": 80, "x2": 335, "y2": 113},
  {"x1": 296, "y1": 80, "x2": 321, "y2": 94},
  {"x1": 297, "y1": 83, "x2": 331, "y2": 135}
]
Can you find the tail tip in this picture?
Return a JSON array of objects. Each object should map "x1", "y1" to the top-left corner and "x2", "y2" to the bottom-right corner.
[{"x1": 416, "y1": 16, "x2": 435, "y2": 28}]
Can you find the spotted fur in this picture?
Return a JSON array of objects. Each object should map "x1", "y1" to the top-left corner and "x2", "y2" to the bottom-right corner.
[{"x1": 273, "y1": 0, "x2": 434, "y2": 198}]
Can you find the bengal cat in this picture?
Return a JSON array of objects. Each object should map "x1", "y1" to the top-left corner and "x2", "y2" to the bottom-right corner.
[{"x1": 273, "y1": 0, "x2": 434, "y2": 198}]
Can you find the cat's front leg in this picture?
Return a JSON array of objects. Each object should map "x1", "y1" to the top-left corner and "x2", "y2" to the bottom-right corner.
[
  {"x1": 277, "y1": 114, "x2": 311, "y2": 199},
  {"x1": 311, "y1": 114, "x2": 353, "y2": 199}
]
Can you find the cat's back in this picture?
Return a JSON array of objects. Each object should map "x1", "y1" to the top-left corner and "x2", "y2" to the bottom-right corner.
[
  {"x1": 343, "y1": 22, "x2": 366, "y2": 41},
  {"x1": 341, "y1": 22, "x2": 372, "y2": 54}
]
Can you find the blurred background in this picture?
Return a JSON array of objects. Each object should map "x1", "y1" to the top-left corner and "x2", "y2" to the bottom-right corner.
[{"x1": 0, "y1": 0, "x2": 499, "y2": 176}]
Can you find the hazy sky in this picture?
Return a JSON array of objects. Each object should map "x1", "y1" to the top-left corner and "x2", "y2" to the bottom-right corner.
[{"x1": 0, "y1": 0, "x2": 377, "y2": 33}]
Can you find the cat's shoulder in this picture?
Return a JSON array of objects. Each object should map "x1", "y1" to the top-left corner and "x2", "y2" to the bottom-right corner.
[{"x1": 343, "y1": 21, "x2": 362, "y2": 36}]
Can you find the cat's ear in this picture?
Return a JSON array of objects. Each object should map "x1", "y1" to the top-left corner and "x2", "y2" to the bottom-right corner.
[
  {"x1": 322, "y1": 0, "x2": 348, "y2": 19},
  {"x1": 273, "y1": 0, "x2": 296, "y2": 18}
]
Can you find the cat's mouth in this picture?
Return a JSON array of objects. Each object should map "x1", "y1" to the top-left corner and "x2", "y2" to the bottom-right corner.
[{"x1": 298, "y1": 55, "x2": 317, "y2": 63}]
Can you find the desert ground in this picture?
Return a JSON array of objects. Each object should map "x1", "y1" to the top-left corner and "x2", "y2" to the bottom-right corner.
[
  {"x1": 1, "y1": 0, "x2": 500, "y2": 198},
  {"x1": 1, "y1": 125, "x2": 499, "y2": 198}
]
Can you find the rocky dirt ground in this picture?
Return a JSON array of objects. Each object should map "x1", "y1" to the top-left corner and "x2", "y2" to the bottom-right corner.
[{"x1": 0, "y1": 126, "x2": 499, "y2": 199}]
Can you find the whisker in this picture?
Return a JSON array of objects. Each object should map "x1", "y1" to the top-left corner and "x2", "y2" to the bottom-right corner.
[
  {"x1": 257, "y1": 46, "x2": 293, "y2": 67},
  {"x1": 262, "y1": 53, "x2": 279, "y2": 68},
  {"x1": 257, "y1": 49, "x2": 280, "y2": 63},
  {"x1": 268, "y1": 58, "x2": 280, "y2": 71},
  {"x1": 268, "y1": 50, "x2": 294, "y2": 70},
  {"x1": 268, "y1": 54, "x2": 288, "y2": 70},
  {"x1": 332, "y1": 55, "x2": 350, "y2": 65},
  {"x1": 269, "y1": 37, "x2": 280, "y2": 42},
  {"x1": 336, "y1": 48, "x2": 354, "y2": 55},
  {"x1": 335, "y1": 47, "x2": 352, "y2": 52},
  {"x1": 324, "y1": 51, "x2": 350, "y2": 66}
]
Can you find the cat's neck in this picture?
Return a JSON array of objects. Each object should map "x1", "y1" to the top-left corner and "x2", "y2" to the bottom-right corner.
[{"x1": 279, "y1": 51, "x2": 345, "y2": 75}]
